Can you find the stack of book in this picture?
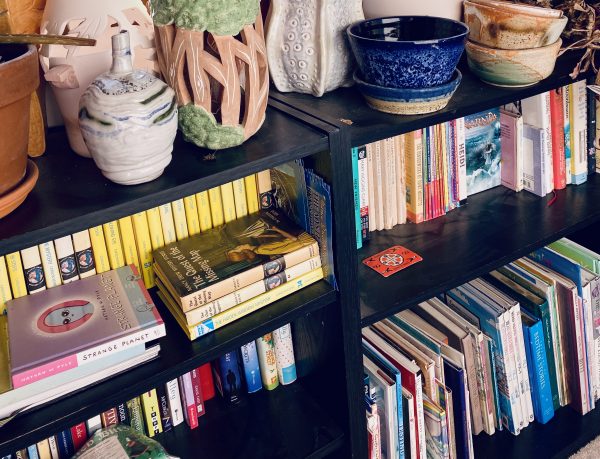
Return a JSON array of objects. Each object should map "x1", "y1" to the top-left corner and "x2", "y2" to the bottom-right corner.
[
  {"x1": 364, "y1": 236, "x2": 600, "y2": 459},
  {"x1": 153, "y1": 208, "x2": 323, "y2": 340},
  {"x1": 0, "y1": 265, "x2": 165, "y2": 427}
]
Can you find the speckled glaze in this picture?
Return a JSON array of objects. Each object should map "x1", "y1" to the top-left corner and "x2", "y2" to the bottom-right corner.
[
  {"x1": 465, "y1": 38, "x2": 561, "y2": 87},
  {"x1": 464, "y1": 0, "x2": 567, "y2": 50},
  {"x1": 354, "y1": 69, "x2": 462, "y2": 114},
  {"x1": 347, "y1": 16, "x2": 468, "y2": 89}
]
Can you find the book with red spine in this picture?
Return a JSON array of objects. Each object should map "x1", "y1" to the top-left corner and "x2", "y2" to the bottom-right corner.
[
  {"x1": 190, "y1": 367, "x2": 206, "y2": 417},
  {"x1": 198, "y1": 362, "x2": 216, "y2": 401},
  {"x1": 178, "y1": 372, "x2": 199, "y2": 429},
  {"x1": 550, "y1": 87, "x2": 567, "y2": 190},
  {"x1": 69, "y1": 422, "x2": 88, "y2": 452}
]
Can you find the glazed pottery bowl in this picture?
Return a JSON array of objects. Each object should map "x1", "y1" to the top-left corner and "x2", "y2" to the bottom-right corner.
[
  {"x1": 354, "y1": 69, "x2": 462, "y2": 115},
  {"x1": 464, "y1": 0, "x2": 567, "y2": 49},
  {"x1": 465, "y1": 39, "x2": 562, "y2": 87},
  {"x1": 468, "y1": 0, "x2": 563, "y2": 18},
  {"x1": 347, "y1": 16, "x2": 468, "y2": 89}
]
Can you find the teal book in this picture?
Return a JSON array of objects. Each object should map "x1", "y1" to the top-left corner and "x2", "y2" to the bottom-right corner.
[{"x1": 351, "y1": 147, "x2": 362, "y2": 249}]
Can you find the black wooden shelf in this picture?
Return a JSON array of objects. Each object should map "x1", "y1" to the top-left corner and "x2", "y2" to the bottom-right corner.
[
  {"x1": 359, "y1": 174, "x2": 600, "y2": 326},
  {"x1": 0, "y1": 280, "x2": 336, "y2": 455},
  {"x1": 0, "y1": 106, "x2": 329, "y2": 255},
  {"x1": 270, "y1": 52, "x2": 588, "y2": 147},
  {"x1": 156, "y1": 382, "x2": 345, "y2": 459},
  {"x1": 473, "y1": 404, "x2": 600, "y2": 459}
]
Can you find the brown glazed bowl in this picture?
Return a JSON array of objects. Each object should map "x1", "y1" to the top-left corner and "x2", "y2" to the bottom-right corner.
[{"x1": 0, "y1": 44, "x2": 39, "y2": 195}]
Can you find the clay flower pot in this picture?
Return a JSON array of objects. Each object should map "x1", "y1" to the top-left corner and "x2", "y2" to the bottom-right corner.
[{"x1": 0, "y1": 44, "x2": 39, "y2": 195}]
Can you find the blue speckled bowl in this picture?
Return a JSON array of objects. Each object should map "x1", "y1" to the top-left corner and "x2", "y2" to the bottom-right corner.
[
  {"x1": 347, "y1": 16, "x2": 468, "y2": 89},
  {"x1": 353, "y1": 69, "x2": 462, "y2": 115}
]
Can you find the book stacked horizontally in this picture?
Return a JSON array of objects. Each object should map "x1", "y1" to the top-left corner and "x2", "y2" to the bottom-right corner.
[
  {"x1": 153, "y1": 208, "x2": 323, "y2": 340},
  {"x1": 0, "y1": 265, "x2": 165, "y2": 423}
]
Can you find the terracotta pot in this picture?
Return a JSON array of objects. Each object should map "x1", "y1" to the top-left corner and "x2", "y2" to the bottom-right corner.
[{"x1": 0, "y1": 44, "x2": 39, "y2": 195}]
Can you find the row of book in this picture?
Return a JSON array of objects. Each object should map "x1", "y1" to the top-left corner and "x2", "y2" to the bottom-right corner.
[
  {"x1": 353, "y1": 79, "x2": 596, "y2": 248},
  {"x1": 363, "y1": 236, "x2": 600, "y2": 459},
  {"x1": 5, "y1": 324, "x2": 297, "y2": 459}
]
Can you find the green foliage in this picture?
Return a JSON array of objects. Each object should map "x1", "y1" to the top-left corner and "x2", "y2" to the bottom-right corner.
[{"x1": 178, "y1": 104, "x2": 245, "y2": 150}]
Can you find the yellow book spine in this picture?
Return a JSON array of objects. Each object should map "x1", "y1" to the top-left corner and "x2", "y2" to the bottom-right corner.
[
  {"x1": 244, "y1": 174, "x2": 259, "y2": 214},
  {"x1": 21, "y1": 246, "x2": 45, "y2": 294},
  {"x1": 38, "y1": 242, "x2": 61, "y2": 289},
  {"x1": 0, "y1": 256, "x2": 13, "y2": 314},
  {"x1": 171, "y1": 199, "x2": 189, "y2": 241},
  {"x1": 220, "y1": 181, "x2": 237, "y2": 223},
  {"x1": 102, "y1": 221, "x2": 125, "y2": 269},
  {"x1": 146, "y1": 207, "x2": 165, "y2": 251},
  {"x1": 195, "y1": 191, "x2": 212, "y2": 232},
  {"x1": 89, "y1": 225, "x2": 111, "y2": 273},
  {"x1": 0, "y1": 316, "x2": 9, "y2": 393},
  {"x1": 72, "y1": 230, "x2": 96, "y2": 278},
  {"x1": 131, "y1": 212, "x2": 155, "y2": 288},
  {"x1": 183, "y1": 195, "x2": 201, "y2": 236},
  {"x1": 232, "y1": 178, "x2": 248, "y2": 218},
  {"x1": 208, "y1": 187, "x2": 224, "y2": 227},
  {"x1": 256, "y1": 169, "x2": 272, "y2": 209},
  {"x1": 140, "y1": 389, "x2": 163, "y2": 437},
  {"x1": 118, "y1": 216, "x2": 141, "y2": 274},
  {"x1": 6, "y1": 252, "x2": 27, "y2": 299},
  {"x1": 36, "y1": 439, "x2": 51, "y2": 459},
  {"x1": 158, "y1": 204, "x2": 177, "y2": 245}
]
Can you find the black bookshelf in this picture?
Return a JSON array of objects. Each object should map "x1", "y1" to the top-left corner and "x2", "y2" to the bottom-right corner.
[
  {"x1": 157, "y1": 383, "x2": 345, "y2": 459},
  {"x1": 0, "y1": 281, "x2": 336, "y2": 455},
  {"x1": 0, "y1": 107, "x2": 328, "y2": 254}
]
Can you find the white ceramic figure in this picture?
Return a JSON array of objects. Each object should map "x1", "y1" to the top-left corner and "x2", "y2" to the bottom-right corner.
[
  {"x1": 266, "y1": 0, "x2": 364, "y2": 97},
  {"x1": 40, "y1": 0, "x2": 157, "y2": 157},
  {"x1": 79, "y1": 31, "x2": 177, "y2": 186}
]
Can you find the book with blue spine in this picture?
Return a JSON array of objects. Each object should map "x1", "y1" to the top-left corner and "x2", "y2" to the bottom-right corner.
[
  {"x1": 214, "y1": 351, "x2": 244, "y2": 405},
  {"x1": 521, "y1": 309, "x2": 554, "y2": 424},
  {"x1": 240, "y1": 340, "x2": 262, "y2": 393},
  {"x1": 26, "y1": 445, "x2": 39, "y2": 459},
  {"x1": 363, "y1": 338, "x2": 405, "y2": 459},
  {"x1": 56, "y1": 429, "x2": 75, "y2": 458},
  {"x1": 443, "y1": 360, "x2": 470, "y2": 459},
  {"x1": 351, "y1": 147, "x2": 362, "y2": 249}
]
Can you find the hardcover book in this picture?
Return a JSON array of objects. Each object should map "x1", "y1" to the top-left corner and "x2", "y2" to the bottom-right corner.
[
  {"x1": 7, "y1": 265, "x2": 164, "y2": 388},
  {"x1": 153, "y1": 208, "x2": 319, "y2": 311},
  {"x1": 464, "y1": 108, "x2": 502, "y2": 196}
]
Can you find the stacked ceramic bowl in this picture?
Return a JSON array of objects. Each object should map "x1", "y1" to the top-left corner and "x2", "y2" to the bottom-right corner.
[
  {"x1": 346, "y1": 16, "x2": 469, "y2": 115},
  {"x1": 463, "y1": 0, "x2": 567, "y2": 87}
]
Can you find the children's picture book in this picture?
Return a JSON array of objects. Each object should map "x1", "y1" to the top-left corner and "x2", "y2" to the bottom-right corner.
[{"x1": 464, "y1": 108, "x2": 502, "y2": 196}]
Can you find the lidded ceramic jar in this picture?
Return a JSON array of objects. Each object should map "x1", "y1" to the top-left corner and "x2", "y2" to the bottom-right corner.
[{"x1": 79, "y1": 31, "x2": 177, "y2": 185}]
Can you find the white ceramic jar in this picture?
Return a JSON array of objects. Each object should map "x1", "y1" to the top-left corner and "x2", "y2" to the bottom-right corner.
[{"x1": 362, "y1": 0, "x2": 463, "y2": 21}]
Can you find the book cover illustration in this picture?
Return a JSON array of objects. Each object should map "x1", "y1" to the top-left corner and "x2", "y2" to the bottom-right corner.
[
  {"x1": 270, "y1": 160, "x2": 310, "y2": 232},
  {"x1": 154, "y1": 208, "x2": 318, "y2": 300},
  {"x1": 465, "y1": 108, "x2": 502, "y2": 196},
  {"x1": 7, "y1": 265, "x2": 163, "y2": 386}
]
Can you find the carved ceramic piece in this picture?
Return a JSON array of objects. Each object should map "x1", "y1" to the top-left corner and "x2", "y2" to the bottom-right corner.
[
  {"x1": 79, "y1": 31, "x2": 177, "y2": 185},
  {"x1": 153, "y1": 2, "x2": 268, "y2": 150},
  {"x1": 40, "y1": 0, "x2": 157, "y2": 157},
  {"x1": 266, "y1": 0, "x2": 364, "y2": 97}
]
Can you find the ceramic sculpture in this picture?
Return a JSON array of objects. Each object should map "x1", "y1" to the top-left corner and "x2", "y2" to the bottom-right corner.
[
  {"x1": 39, "y1": 0, "x2": 157, "y2": 157},
  {"x1": 79, "y1": 31, "x2": 177, "y2": 185},
  {"x1": 266, "y1": 0, "x2": 364, "y2": 97},
  {"x1": 152, "y1": 0, "x2": 268, "y2": 150}
]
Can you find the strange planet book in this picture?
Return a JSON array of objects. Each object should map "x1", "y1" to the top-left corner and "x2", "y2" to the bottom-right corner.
[
  {"x1": 8, "y1": 265, "x2": 164, "y2": 388},
  {"x1": 465, "y1": 108, "x2": 502, "y2": 196}
]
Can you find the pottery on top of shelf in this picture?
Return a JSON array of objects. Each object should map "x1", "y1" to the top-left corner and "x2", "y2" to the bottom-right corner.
[
  {"x1": 464, "y1": 0, "x2": 567, "y2": 49},
  {"x1": 362, "y1": 0, "x2": 463, "y2": 22},
  {"x1": 465, "y1": 38, "x2": 562, "y2": 87},
  {"x1": 346, "y1": 16, "x2": 468, "y2": 89},
  {"x1": 39, "y1": 0, "x2": 157, "y2": 158},
  {"x1": 79, "y1": 31, "x2": 177, "y2": 186},
  {"x1": 468, "y1": 0, "x2": 564, "y2": 18}
]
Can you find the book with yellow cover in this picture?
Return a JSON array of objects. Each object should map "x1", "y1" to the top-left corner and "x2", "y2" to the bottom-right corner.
[
  {"x1": 0, "y1": 257, "x2": 13, "y2": 314},
  {"x1": 118, "y1": 217, "x2": 141, "y2": 274},
  {"x1": 220, "y1": 182, "x2": 237, "y2": 223},
  {"x1": 405, "y1": 129, "x2": 425, "y2": 223},
  {"x1": 183, "y1": 196, "x2": 201, "y2": 236},
  {"x1": 54, "y1": 236, "x2": 79, "y2": 284},
  {"x1": 102, "y1": 221, "x2": 125, "y2": 270},
  {"x1": 145, "y1": 207, "x2": 165, "y2": 251},
  {"x1": 72, "y1": 230, "x2": 97, "y2": 279},
  {"x1": 6, "y1": 252, "x2": 27, "y2": 299},
  {"x1": 132, "y1": 212, "x2": 155, "y2": 288},
  {"x1": 196, "y1": 191, "x2": 212, "y2": 232},
  {"x1": 232, "y1": 178, "x2": 248, "y2": 218},
  {"x1": 38, "y1": 242, "x2": 61, "y2": 289},
  {"x1": 89, "y1": 226, "x2": 110, "y2": 273},
  {"x1": 244, "y1": 175, "x2": 259, "y2": 214},
  {"x1": 0, "y1": 315, "x2": 10, "y2": 394},
  {"x1": 21, "y1": 246, "x2": 45, "y2": 294},
  {"x1": 36, "y1": 439, "x2": 51, "y2": 459},
  {"x1": 208, "y1": 187, "x2": 224, "y2": 227},
  {"x1": 256, "y1": 170, "x2": 274, "y2": 210},
  {"x1": 158, "y1": 204, "x2": 177, "y2": 245},
  {"x1": 140, "y1": 389, "x2": 163, "y2": 437},
  {"x1": 172, "y1": 199, "x2": 189, "y2": 241},
  {"x1": 157, "y1": 267, "x2": 323, "y2": 340}
]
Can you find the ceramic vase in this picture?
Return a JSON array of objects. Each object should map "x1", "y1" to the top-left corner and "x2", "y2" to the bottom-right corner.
[
  {"x1": 152, "y1": 0, "x2": 268, "y2": 150},
  {"x1": 266, "y1": 0, "x2": 364, "y2": 97},
  {"x1": 39, "y1": 0, "x2": 157, "y2": 157},
  {"x1": 79, "y1": 31, "x2": 177, "y2": 185},
  {"x1": 362, "y1": 0, "x2": 463, "y2": 21}
]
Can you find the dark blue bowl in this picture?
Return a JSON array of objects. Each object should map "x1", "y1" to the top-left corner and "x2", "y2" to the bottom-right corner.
[{"x1": 347, "y1": 16, "x2": 468, "y2": 89}]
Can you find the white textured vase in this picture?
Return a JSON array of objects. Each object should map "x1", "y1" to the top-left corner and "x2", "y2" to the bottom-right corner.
[
  {"x1": 266, "y1": 0, "x2": 364, "y2": 97},
  {"x1": 40, "y1": 0, "x2": 157, "y2": 157},
  {"x1": 79, "y1": 31, "x2": 177, "y2": 186}
]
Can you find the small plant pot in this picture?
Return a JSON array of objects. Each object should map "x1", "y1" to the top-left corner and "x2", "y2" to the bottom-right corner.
[{"x1": 0, "y1": 44, "x2": 39, "y2": 196}]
